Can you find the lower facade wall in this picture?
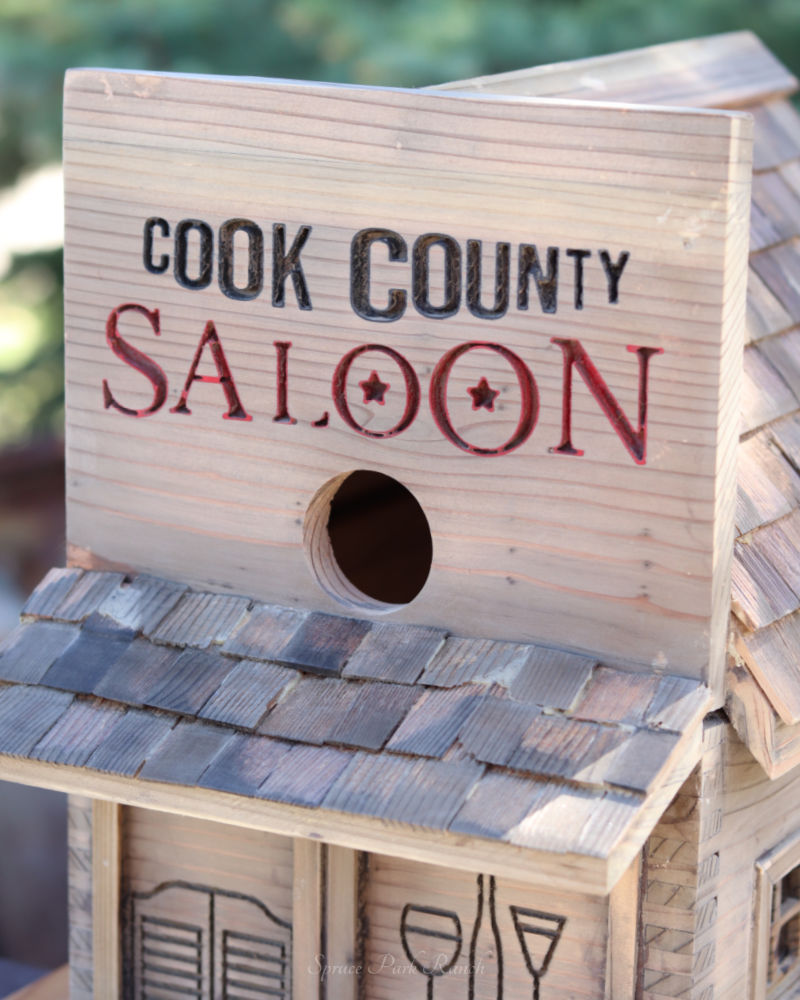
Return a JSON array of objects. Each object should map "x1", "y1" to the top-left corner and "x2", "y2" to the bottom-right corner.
[{"x1": 71, "y1": 799, "x2": 612, "y2": 999}]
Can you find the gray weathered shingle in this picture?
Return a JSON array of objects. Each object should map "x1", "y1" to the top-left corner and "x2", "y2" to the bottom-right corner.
[
  {"x1": 21, "y1": 567, "x2": 83, "y2": 619},
  {"x1": 85, "y1": 709, "x2": 175, "y2": 776},
  {"x1": 0, "y1": 621, "x2": 80, "y2": 685},
  {"x1": 0, "y1": 685, "x2": 74, "y2": 757},
  {"x1": 276, "y1": 612, "x2": 372, "y2": 676},
  {"x1": 221, "y1": 604, "x2": 307, "y2": 661},
  {"x1": 342, "y1": 622, "x2": 445, "y2": 684},
  {"x1": 199, "y1": 660, "x2": 299, "y2": 729},
  {"x1": 138, "y1": 720, "x2": 235, "y2": 785},
  {"x1": 97, "y1": 574, "x2": 187, "y2": 633},
  {"x1": 387, "y1": 686, "x2": 483, "y2": 758},
  {"x1": 149, "y1": 592, "x2": 250, "y2": 647},
  {"x1": 198, "y1": 733, "x2": 291, "y2": 797},
  {"x1": 42, "y1": 616, "x2": 137, "y2": 694},
  {"x1": 30, "y1": 699, "x2": 124, "y2": 767}
]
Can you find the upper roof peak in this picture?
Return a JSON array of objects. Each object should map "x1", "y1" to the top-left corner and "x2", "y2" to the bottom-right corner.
[{"x1": 433, "y1": 31, "x2": 798, "y2": 110}]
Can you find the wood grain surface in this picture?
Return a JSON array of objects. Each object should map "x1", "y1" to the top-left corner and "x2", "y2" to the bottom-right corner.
[
  {"x1": 63, "y1": 69, "x2": 751, "y2": 679},
  {"x1": 362, "y1": 852, "x2": 607, "y2": 999},
  {"x1": 433, "y1": 31, "x2": 797, "y2": 109}
]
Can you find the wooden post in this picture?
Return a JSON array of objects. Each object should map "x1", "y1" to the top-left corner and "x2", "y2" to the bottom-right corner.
[
  {"x1": 293, "y1": 838, "x2": 325, "y2": 1000},
  {"x1": 325, "y1": 846, "x2": 360, "y2": 1000},
  {"x1": 91, "y1": 800, "x2": 121, "y2": 1000},
  {"x1": 605, "y1": 850, "x2": 642, "y2": 999}
]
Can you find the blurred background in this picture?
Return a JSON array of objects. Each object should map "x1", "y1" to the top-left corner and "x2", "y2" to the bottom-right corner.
[{"x1": 0, "y1": 0, "x2": 799, "y2": 991}]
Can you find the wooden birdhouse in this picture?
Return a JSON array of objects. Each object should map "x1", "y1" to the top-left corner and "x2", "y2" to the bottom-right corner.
[{"x1": 2, "y1": 29, "x2": 800, "y2": 1000}]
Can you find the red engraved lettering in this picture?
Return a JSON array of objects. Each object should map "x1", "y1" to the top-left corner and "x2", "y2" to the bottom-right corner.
[
  {"x1": 273, "y1": 341, "x2": 297, "y2": 424},
  {"x1": 102, "y1": 303, "x2": 167, "y2": 418},
  {"x1": 332, "y1": 345, "x2": 419, "y2": 438},
  {"x1": 170, "y1": 320, "x2": 251, "y2": 420},
  {"x1": 430, "y1": 342, "x2": 538, "y2": 456},
  {"x1": 550, "y1": 338, "x2": 663, "y2": 464}
]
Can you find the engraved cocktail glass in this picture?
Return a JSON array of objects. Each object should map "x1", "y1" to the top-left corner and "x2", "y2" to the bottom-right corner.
[
  {"x1": 400, "y1": 903, "x2": 463, "y2": 1000},
  {"x1": 509, "y1": 906, "x2": 566, "y2": 1000}
]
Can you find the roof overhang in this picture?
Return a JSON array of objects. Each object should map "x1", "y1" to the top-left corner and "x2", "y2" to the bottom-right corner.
[{"x1": 0, "y1": 567, "x2": 711, "y2": 895}]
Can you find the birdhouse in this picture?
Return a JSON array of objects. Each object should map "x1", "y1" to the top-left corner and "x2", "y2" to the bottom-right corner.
[{"x1": 1, "y1": 29, "x2": 799, "y2": 1000}]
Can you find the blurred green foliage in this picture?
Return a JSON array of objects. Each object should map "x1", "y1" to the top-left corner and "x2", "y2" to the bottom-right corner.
[{"x1": 0, "y1": 0, "x2": 798, "y2": 446}]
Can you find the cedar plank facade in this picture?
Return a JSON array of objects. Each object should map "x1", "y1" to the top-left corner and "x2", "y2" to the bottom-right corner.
[{"x1": 2, "y1": 30, "x2": 800, "y2": 1000}]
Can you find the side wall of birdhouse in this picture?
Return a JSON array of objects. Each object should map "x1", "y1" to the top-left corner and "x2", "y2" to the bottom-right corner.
[{"x1": 640, "y1": 715, "x2": 800, "y2": 1000}]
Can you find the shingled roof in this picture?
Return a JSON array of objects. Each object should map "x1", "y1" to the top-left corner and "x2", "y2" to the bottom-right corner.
[
  {"x1": 441, "y1": 33, "x2": 800, "y2": 779},
  {"x1": 0, "y1": 567, "x2": 708, "y2": 892}
]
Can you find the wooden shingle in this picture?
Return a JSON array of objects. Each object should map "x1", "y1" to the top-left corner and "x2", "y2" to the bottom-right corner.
[
  {"x1": 770, "y1": 412, "x2": 800, "y2": 467},
  {"x1": 782, "y1": 159, "x2": 800, "y2": 198},
  {"x1": 276, "y1": 612, "x2": 371, "y2": 676},
  {"x1": 0, "y1": 685, "x2": 74, "y2": 757},
  {"x1": 509, "y1": 713, "x2": 628, "y2": 782},
  {"x1": 21, "y1": 567, "x2": 83, "y2": 618},
  {"x1": 732, "y1": 537, "x2": 799, "y2": 631},
  {"x1": 736, "y1": 432, "x2": 799, "y2": 535},
  {"x1": 507, "y1": 647, "x2": 596, "y2": 709},
  {"x1": 0, "y1": 621, "x2": 80, "y2": 685},
  {"x1": 138, "y1": 719, "x2": 235, "y2": 785},
  {"x1": 198, "y1": 659, "x2": 299, "y2": 729},
  {"x1": 257, "y1": 743, "x2": 353, "y2": 807},
  {"x1": 143, "y1": 647, "x2": 239, "y2": 716},
  {"x1": 456, "y1": 696, "x2": 539, "y2": 766},
  {"x1": 221, "y1": 604, "x2": 307, "y2": 661},
  {"x1": 751, "y1": 171, "x2": 800, "y2": 242},
  {"x1": 752, "y1": 100, "x2": 800, "y2": 172},
  {"x1": 419, "y1": 636, "x2": 532, "y2": 689},
  {"x1": 325, "y1": 681, "x2": 421, "y2": 751},
  {"x1": 84, "y1": 709, "x2": 174, "y2": 776},
  {"x1": 601, "y1": 729, "x2": 681, "y2": 794},
  {"x1": 745, "y1": 514, "x2": 800, "y2": 597},
  {"x1": 97, "y1": 574, "x2": 187, "y2": 634},
  {"x1": 741, "y1": 344, "x2": 797, "y2": 434},
  {"x1": 386, "y1": 686, "x2": 484, "y2": 758},
  {"x1": 749, "y1": 200, "x2": 783, "y2": 254},
  {"x1": 572, "y1": 667, "x2": 662, "y2": 726},
  {"x1": 93, "y1": 638, "x2": 184, "y2": 706},
  {"x1": 324, "y1": 753, "x2": 482, "y2": 829},
  {"x1": 30, "y1": 699, "x2": 124, "y2": 767},
  {"x1": 448, "y1": 771, "x2": 553, "y2": 839},
  {"x1": 41, "y1": 616, "x2": 137, "y2": 695},
  {"x1": 342, "y1": 622, "x2": 445, "y2": 684},
  {"x1": 198, "y1": 732, "x2": 292, "y2": 796},
  {"x1": 759, "y1": 329, "x2": 800, "y2": 402},
  {"x1": 51, "y1": 572, "x2": 127, "y2": 623},
  {"x1": 746, "y1": 266, "x2": 794, "y2": 341},
  {"x1": 258, "y1": 676, "x2": 363, "y2": 744},
  {"x1": 377, "y1": 756, "x2": 484, "y2": 829},
  {"x1": 736, "y1": 613, "x2": 800, "y2": 724},
  {"x1": 751, "y1": 242, "x2": 800, "y2": 322},
  {"x1": 149, "y1": 592, "x2": 250, "y2": 648},
  {"x1": 645, "y1": 676, "x2": 711, "y2": 733},
  {"x1": 508, "y1": 785, "x2": 641, "y2": 856}
]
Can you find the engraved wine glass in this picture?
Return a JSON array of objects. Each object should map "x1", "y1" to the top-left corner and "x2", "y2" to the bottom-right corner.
[
  {"x1": 509, "y1": 906, "x2": 566, "y2": 1000},
  {"x1": 400, "y1": 903, "x2": 462, "y2": 1000}
]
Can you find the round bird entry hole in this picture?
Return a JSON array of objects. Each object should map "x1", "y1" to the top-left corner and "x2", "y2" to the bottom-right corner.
[{"x1": 304, "y1": 470, "x2": 433, "y2": 612}]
